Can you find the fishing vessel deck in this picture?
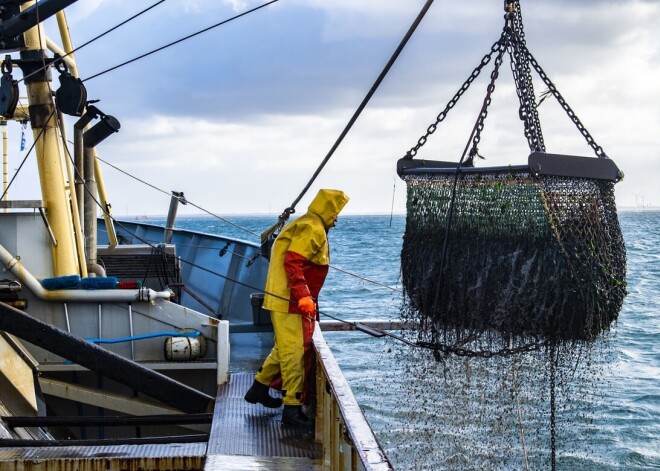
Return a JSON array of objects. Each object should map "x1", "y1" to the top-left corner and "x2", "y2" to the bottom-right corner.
[{"x1": 0, "y1": 326, "x2": 390, "y2": 470}]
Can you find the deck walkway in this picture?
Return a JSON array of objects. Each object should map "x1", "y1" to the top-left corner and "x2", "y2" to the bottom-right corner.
[
  {"x1": 204, "y1": 372, "x2": 323, "y2": 470},
  {"x1": 0, "y1": 373, "x2": 324, "y2": 470}
]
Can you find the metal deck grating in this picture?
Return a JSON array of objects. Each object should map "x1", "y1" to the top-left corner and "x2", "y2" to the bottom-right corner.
[
  {"x1": 207, "y1": 372, "x2": 322, "y2": 459},
  {"x1": 0, "y1": 443, "x2": 207, "y2": 468},
  {"x1": 0, "y1": 373, "x2": 325, "y2": 470}
]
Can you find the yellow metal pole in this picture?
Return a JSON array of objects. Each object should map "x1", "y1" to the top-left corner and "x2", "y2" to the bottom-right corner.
[
  {"x1": 57, "y1": 110, "x2": 88, "y2": 277},
  {"x1": 53, "y1": 12, "x2": 87, "y2": 275},
  {"x1": 56, "y1": 10, "x2": 118, "y2": 247},
  {"x1": 21, "y1": 1, "x2": 79, "y2": 276},
  {"x1": 93, "y1": 153, "x2": 118, "y2": 245},
  {"x1": 54, "y1": 11, "x2": 78, "y2": 76}
]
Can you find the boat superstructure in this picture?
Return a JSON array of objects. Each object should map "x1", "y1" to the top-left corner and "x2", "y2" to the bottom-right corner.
[{"x1": 0, "y1": 1, "x2": 392, "y2": 469}]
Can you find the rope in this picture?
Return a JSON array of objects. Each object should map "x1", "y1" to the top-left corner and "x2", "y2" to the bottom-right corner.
[
  {"x1": 0, "y1": 108, "x2": 55, "y2": 201},
  {"x1": 83, "y1": 1, "x2": 279, "y2": 82},
  {"x1": 19, "y1": 0, "x2": 166, "y2": 84},
  {"x1": 96, "y1": 155, "x2": 258, "y2": 237},
  {"x1": 328, "y1": 265, "x2": 401, "y2": 293},
  {"x1": 72, "y1": 161, "x2": 430, "y2": 351},
  {"x1": 94, "y1": 154, "x2": 402, "y2": 293},
  {"x1": 277, "y1": 0, "x2": 437, "y2": 222}
]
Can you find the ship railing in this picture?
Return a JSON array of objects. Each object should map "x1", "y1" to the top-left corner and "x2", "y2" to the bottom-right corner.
[{"x1": 313, "y1": 325, "x2": 393, "y2": 471}]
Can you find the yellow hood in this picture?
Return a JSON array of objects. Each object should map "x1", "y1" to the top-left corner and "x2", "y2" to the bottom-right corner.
[{"x1": 307, "y1": 189, "x2": 349, "y2": 228}]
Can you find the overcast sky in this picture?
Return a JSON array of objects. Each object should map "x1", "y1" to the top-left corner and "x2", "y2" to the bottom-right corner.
[{"x1": 5, "y1": 0, "x2": 659, "y2": 217}]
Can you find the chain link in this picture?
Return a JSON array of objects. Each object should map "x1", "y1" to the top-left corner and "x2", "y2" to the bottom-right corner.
[
  {"x1": 523, "y1": 45, "x2": 607, "y2": 158},
  {"x1": 468, "y1": 40, "x2": 507, "y2": 162},
  {"x1": 405, "y1": 33, "x2": 507, "y2": 158},
  {"x1": 405, "y1": 0, "x2": 607, "y2": 160},
  {"x1": 509, "y1": 2, "x2": 546, "y2": 153}
]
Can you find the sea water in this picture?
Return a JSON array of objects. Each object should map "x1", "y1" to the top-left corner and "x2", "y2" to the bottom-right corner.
[{"x1": 171, "y1": 211, "x2": 658, "y2": 470}]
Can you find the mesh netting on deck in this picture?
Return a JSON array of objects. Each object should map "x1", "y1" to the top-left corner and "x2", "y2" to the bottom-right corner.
[{"x1": 401, "y1": 170, "x2": 626, "y2": 350}]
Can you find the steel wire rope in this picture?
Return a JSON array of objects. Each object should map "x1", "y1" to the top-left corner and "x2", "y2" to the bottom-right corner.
[
  {"x1": 274, "y1": 0, "x2": 437, "y2": 225},
  {"x1": 95, "y1": 154, "x2": 258, "y2": 237},
  {"x1": 81, "y1": 0, "x2": 279, "y2": 83},
  {"x1": 18, "y1": 0, "x2": 167, "y2": 85},
  {"x1": 63, "y1": 136, "x2": 406, "y2": 324},
  {"x1": 0, "y1": 110, "x2": 54, "y2": 201},
  {"x1": 94, "y1": 154, "x2": 403, "y2": 293},
  {"x1": 61, "y1": 131, "x2": 436, "y2": 349},
  {"x1": 19, "y1": 1, "x2": 538, "y2": 358}
]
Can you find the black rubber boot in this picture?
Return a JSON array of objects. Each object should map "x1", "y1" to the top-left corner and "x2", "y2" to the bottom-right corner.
[
  {"x1": 281, "y1": 405, "x2": 313, "y2": 429},
  {"x1": 244, "y1": 380, "x2": 282, "y2": 408}
]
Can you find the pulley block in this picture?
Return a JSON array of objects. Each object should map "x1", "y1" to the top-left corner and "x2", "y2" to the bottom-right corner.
[
  {"x1": 0, "y1": 56, "x2": 19, "y2": 118},
  {"x1": 55, "y1": 59, "x2": 87, "y2": 116}
]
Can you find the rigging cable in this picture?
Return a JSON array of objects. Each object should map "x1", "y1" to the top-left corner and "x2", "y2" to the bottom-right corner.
[
  {"x1": 0, "y1": 109, "x2": 54, "y2": 201},
  {"x1": 18, "y1": 1, "x2": 422, "y2": 352},
  {"x1": 95, "y1": 155, "x2": 258, "y2": 237},
  {"x1": 67, "y1": 151, "x2": 519, "y2": 356},
  {"x1": 272, "y1": 0, "x2": 437, "y2": 227},
  {"x1": 94, "y1": 154, "x2": 402, "y2": 293},
  {"x1": 19, "y1": 0, "x2": 167, "y2": 84},
  {"x1": 82, "y1": 0, "x2": 279, "y2": 82},
  {"x1": 63, "y1": 133, "x2": 422, "y2": 349}
]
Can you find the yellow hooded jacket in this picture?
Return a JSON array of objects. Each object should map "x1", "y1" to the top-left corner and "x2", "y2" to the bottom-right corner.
[{"x1": 263, "y1": 189, "x2": 349, "y2": 314}]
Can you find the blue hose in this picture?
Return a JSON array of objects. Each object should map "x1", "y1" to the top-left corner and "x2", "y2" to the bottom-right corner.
[{"x1": 86, "y1": 330, "x2": 200, "y2": 345}]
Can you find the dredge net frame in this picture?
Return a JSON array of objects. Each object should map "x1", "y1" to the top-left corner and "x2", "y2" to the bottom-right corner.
[{"x1": 400, "y1": 168, "x2": 627, "y2": 356}]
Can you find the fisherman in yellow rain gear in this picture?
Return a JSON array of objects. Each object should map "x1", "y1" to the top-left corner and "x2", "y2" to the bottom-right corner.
[{"x1": 244, "y1": 189, "x2": 349, "y2": 429}]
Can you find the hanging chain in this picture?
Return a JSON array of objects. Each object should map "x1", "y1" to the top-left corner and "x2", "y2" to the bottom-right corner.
[
  {"x1": 405, "y1": 32, "x2": 507, "y2": 159},
  {"x1": 508, "y1": 1, "x2": 546, "y2": 153},
  {"x1": 522, "y1": 44, "x2": 608, "y2": 158},
  {"x1": 468, "y1": 40, "x2": 507, "y2": 162},
  {"x1": 406, "y1": 0, "x2": 607, "y2": 161}
]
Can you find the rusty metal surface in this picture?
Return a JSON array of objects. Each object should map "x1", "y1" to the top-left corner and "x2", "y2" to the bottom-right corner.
[
  {"x1": 0, "y1": 443, "x2": 206, "y2": 470},
  {"x1": 206, "y1": 373, "x2": 322, "y2": 459}
]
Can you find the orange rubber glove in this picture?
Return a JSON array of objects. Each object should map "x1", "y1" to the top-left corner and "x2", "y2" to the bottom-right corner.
[{"x1": 298, "y1": 296, "x2": 316, "y2": 316}]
